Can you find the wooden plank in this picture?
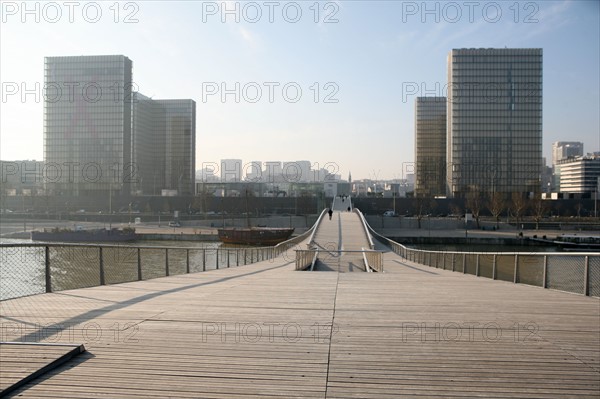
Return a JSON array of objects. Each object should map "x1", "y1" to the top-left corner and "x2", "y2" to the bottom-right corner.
[{"x1": 0, "y1": 342, "x2": 85, "y2": 397}]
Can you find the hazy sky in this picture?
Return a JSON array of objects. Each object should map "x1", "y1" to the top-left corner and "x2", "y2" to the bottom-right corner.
[{"x1": 1, "y1": 0, "x2": 599, "y2": 180}]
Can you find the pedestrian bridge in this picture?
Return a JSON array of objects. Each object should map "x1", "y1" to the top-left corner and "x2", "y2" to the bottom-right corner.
[
  {"x1": 1, "y1": 199, "x2": 599, "y2": 398},
  {"x1": 296, "y1": 196, "x2": 382, "y2": 272}
]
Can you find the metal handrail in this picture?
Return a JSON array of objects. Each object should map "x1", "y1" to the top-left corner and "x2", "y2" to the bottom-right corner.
[
  {"x1": 353, "y1": 208, "x2": 375, "y2": 249},
  {"x1": 310, "y1": 250, "x2": 319, "y2": 271},
  {"x1": 362, "y1": 247, "x2": 372, "y2": 272},
  {"x1": 306, "y1": 208, "x2": 328, "y2": 249},
  {"x1": 359, "y1": 216, "x2": 598, "y2": 296}
]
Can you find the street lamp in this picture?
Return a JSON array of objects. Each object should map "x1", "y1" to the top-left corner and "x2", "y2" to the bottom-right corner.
[{"x1": 595, "y1": 177, "x2": 599, "y2": 219}]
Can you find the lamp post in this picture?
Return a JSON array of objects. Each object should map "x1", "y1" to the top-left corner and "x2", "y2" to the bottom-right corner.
[{"x1": 595, "y1": 177, "x2": 599, "y2": 219}]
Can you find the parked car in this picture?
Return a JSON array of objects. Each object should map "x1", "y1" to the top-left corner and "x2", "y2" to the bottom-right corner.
[
  {"x1": 168, "y1": 221, "x2": 181, "y2": 227},
  {"x1": 383, "y1": 210, "x2": 397, "y2": 217}
]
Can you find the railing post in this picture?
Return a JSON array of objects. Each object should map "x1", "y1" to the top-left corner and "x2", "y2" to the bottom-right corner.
[
  {"x1": 542, "y1": 255, "x2": 547, "y2": 288},
  {"x1": 227, "y1": 250, "x2": 230, "y2": 268},
  {"x1": 462, "y1": 254, "x2": 466, "y2": 274},
  {"x1": 492, "y1": 254, "x2": 497, "y2": 280},
  {"x1": 165, "y1": 248, "x2": 169, "y2": 276},
  {"x1": 202, "y1": 249, "x2": 206, "y2": 271},
  {"x1": 137, "y1": 248, "x2": 142, "y2": 281},
  {"x1": 476, "y1": 254, "x2": 480, "y2": 277},
  {"x1": 99, "y1": 247, "x2": 105, "y2": 285},
  {"x1": 443, "y1": 253, "x2": 446, "y2": 270},
  {"x1": 513, "y1": 254, "x2": 518, "y2": 283},
  {"x1": 244, "y1": 249, "x2": 247, "y2": 265},
  {"x1": 216, "y1": 250, "x2": 219, "y2": 269},
  {"x1": 452, "y1": 253, "x2": 455, "y2": 272},
  {"x1": 45, "y1": 246, "x2": 51, "y2": 293},
  {"x1": 584, "y1": 256, "x2": 589, "y2": 296},
  {"x1": 186, "y1": 249, "x2": 190, "y2": 274},
  {"x1": 237, "y1": 250, "x2": 240, "y2": 267}
]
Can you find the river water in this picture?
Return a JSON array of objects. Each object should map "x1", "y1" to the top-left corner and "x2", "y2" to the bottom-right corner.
[{"x1": 0, "y1": 238, "x2": 266, "y2": 301}]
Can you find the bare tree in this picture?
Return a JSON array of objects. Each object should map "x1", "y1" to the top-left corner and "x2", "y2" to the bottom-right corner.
[
  {"x1": 511, "y1": 193, "x2": 527, "y2": 228},
  {"x1": 466, "y1": 189, "x2": 482, "y2": 228},
  {"x1": 530, "y1": 195, "x2": 549, "y2": 230},
  {"x1": 449, "y1": 203, "x2": 462, "y2": 219},
  {"x1": 575, "y1": 203, "x2": 584, "y2": 221},
  {"x1": 162, "y1": 200, "x2": 171, "y2": 214},
  {"x1": 412, "y1": 198, "x2": 427, "y2": 229},
  {"x1": 429, "y1": 199, "x2": 438, "y2": 216},
  {"x1": 486, "y1": 192, "x2": 505, "y2": 229}
]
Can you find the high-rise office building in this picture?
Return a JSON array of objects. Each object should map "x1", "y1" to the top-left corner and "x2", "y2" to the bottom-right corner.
[
  {"x1": 157, "y1": 100, "x2": 196, "y2": 196},
  {"x1": 446, "y1": 48, "x2": 543, "y2": 198},
  {"x1": 45, "y1": 55, "x2": 196, "y2": 197},
  {"x1": 132, "y1": 92, "x2": 166, "y2": 195},
  {"x1": 44, "y1": 55, "x2": 133, "y2": 196},
  {"x1": 414, "y1": 97, "x2": 446, "y2": 197},
  {"x1": 133, "y1": 98, "x2": 196, "y2": 195}
]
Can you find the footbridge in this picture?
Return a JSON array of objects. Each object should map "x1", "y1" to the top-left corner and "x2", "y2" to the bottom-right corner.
[{"x1": 296, "y1": 196, "x2": 383, "y2": 272}]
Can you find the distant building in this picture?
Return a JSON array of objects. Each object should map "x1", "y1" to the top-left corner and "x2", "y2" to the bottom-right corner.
[
  {"x1": 197, "y1": 166, "x2": 219, "y2": 183},
  {"x1": 446, "y1": 48, "x2": 543, "y2": 197},
  {"x1": 552, "y1": 141, "x2": 584, "y2": 165},
  {"x1": 414, "y1": 97, "x2": 446, "y2": 197},
  {"x1": 0, "y1": 160, "x2": 45, "y2": 196},
  {"x1": 551, "y1": 141, "x2": 584, "y2": 191},
  {"x1": 556, "y1": 154, "x2": 600, "y2": 194},
  {"x1": 264, "y1": 161, "x2": 282, "y2": 182},
  {"x1": 245, "y1": 161, "x2": 263, "y2": 182},
  {"x1": 220, "y1": 159, "x2": 242, "y2": 182}
]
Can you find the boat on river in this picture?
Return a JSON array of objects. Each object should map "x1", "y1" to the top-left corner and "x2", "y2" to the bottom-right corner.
[
  {"x1": 217, "y1": 227, "x2": 294, "y2": 246},
  {"x1": 530, "y1": 234, "x2": 600, "y2": 251},
  {"x1": 31, "y1": 227, "x2": 137, "y2": 242}
]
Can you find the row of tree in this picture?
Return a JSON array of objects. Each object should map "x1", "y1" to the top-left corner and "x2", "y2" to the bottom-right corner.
[{"x1": 413, "y1": 192, "x2": 555, "y2": 230}]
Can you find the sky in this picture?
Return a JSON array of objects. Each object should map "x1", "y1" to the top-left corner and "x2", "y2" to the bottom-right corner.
[{"x1": 1, "y1": 0, "x2": 599, "y2": 180}]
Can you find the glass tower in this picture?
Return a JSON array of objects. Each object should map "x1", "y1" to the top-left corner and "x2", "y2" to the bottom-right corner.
[
  {"x1": 415, "y1": 97, "x2": 446, "y2": 197},
  {"x1": 446, "y1": 48, "x2": 543, "y2": 198},
  {"x1": 132, "y1": 97, "x2": 196, "y2": 196},
  {"x1": 44, "y1": 55, "x2": 133, "y2": 196},
  {"x1": 156, "y1": 100, "x2": 196, "y2": 196}
]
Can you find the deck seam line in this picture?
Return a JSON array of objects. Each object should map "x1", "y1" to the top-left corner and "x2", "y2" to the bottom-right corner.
[{"x1": 324, "y1": 268, "x2": 341, "y2": 398}]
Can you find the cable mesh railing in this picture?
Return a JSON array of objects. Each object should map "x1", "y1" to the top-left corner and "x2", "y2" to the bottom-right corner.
[
  {"x1": 359, "y1": 212, "x2": 600, "y2": 297},
  {"x1": 1, "y1": 213, "x2": 321, "y2": 301}
]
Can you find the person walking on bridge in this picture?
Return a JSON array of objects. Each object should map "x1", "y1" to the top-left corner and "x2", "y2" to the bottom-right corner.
[{"x1": 328, "y1": 208, "x2": 333, "y2": 220}]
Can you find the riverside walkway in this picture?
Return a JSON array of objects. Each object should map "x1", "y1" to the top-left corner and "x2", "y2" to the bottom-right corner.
[{"x1": 1, "y1": 207, "x2": 599, "y2": 397}]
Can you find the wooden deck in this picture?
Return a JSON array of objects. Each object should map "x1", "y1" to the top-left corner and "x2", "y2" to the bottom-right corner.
[
  {"x1": 1, "y1": 242, "x2": 599, "y2": 398},
  {"x1": 0, "y1": 343, "x2": 85, "y2": 396},
  {"x1": 311, "y1": 211, "x2": 372, "y2": 272}
]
